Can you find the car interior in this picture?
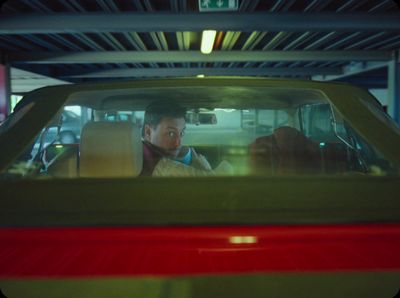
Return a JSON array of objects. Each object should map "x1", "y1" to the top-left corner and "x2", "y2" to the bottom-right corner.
[{"x1": 5, "y1": 85, "x2": 395, "y2": 178}]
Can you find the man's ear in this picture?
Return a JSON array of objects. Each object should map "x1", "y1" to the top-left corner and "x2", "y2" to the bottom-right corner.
[{"x1": 144, "y1": 124, "x2": 152, "y2": 141}]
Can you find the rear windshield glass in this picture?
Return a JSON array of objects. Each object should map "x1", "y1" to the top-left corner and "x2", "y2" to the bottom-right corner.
[{"x1": 4, "y1": 86, "x2": 398, "y2": 178}]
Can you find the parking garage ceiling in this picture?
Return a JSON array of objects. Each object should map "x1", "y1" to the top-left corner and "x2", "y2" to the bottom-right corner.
[{"x1": 1, "y1": 0, "x2": 400, "y2": 93}]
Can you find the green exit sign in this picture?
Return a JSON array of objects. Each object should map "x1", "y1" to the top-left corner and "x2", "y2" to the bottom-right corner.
[{"x1": 199, "y1": 0, "x2": 239, "y2": 11}]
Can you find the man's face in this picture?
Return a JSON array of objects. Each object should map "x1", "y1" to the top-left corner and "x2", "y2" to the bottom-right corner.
[{"x1": 145, "y1": 117, "x2": 186, "y2": 158}]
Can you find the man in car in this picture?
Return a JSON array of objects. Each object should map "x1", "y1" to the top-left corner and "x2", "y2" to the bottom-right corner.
[{"x1": 141, "y1": 100, "x2": 232, "y2": 176}]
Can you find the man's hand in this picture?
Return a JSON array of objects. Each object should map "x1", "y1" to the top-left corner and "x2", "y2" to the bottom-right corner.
[{"x1": 190, "y1": 148, "x2": 212, "y2": 170}]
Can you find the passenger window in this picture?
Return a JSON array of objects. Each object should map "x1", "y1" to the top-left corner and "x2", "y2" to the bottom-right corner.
[{"x1": 300, "y1": 104, "x2": 336, "y2": 141}]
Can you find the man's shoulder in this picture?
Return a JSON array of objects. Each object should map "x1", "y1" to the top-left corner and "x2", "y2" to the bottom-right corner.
[
  {"x1": 143, "y1": 141, "x2": 163, "y2": 158},
  {"x1": 141, "y1": 141, "x2": 163, "y2": 176}
]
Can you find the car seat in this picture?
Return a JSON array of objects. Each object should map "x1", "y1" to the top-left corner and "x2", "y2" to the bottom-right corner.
[
  {"x1": 79, "y1": 121, "x2": 143, "y2": 177},
  {"x1": 249, "y1": 126, "x2": 321, "y2": 175},
  {"x1": 46, "y1": 144, "x2": 79, "y2": 178}
]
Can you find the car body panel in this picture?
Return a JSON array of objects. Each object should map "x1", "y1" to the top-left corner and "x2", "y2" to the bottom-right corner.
[
  {"x1": 1, "y1": 176, "x2": 400, "y2": 226},
  {"x1": 1, "y1": 224, "x2": 400, "y2": 297},
  {"x1": 1, "y1": 225, "x2": 400, "y2": 277},
  {"x1": 2, "y1": 272, "x2": 399, "y2": 298}
]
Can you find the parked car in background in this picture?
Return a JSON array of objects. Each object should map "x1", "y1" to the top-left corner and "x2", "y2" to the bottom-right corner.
[
  {"x1": 0, "y1": 78, "x2": 399, "y2": 298},
  {"x1": 58, "y1": 109, "x2": 82, "y2": 143},
  {"x1": 41, "y1": 109, "x2": 82, "y2": 144}
]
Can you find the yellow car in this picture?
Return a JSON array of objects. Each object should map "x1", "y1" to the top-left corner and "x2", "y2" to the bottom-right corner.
[{"x1": 0, "y1": 77, "x2": 400, "y2": 298}]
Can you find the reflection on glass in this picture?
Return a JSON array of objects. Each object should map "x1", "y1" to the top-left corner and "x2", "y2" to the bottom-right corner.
[{"x1": 229, "y1": 236, "x2": 258, "y2": 244}]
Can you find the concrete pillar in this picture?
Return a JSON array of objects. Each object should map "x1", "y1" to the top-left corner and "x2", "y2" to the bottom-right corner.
[
  {"x1": 387, "y1": 51, "x2": 400, "y2": 124},
  {"x1": 0, "y1": 63, "x2": 11, "y2": 122}
]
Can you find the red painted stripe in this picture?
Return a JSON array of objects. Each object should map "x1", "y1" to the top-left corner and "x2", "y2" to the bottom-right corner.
[{"x1": 1, "y1": 224, "x2": 400, "y2": 277}]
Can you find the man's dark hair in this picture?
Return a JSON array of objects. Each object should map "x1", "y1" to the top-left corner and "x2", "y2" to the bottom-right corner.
[{"x1": 143, "y1": 100, "x2": 186, "y2": 135}]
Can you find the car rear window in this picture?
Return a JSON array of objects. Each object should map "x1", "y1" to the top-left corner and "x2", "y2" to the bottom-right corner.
[{"x1": 3, "y1": 85, "x2": 399, "y2": 178}]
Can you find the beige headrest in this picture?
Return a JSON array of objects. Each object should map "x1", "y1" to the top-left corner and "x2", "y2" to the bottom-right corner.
[{"x1": 79, "y1": 121, "x2": 143, "y2": 177}]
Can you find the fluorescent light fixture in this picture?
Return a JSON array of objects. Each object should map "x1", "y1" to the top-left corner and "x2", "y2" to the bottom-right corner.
[{"x1": 201, "y1": 30, "x2": 217, "y2": 54}]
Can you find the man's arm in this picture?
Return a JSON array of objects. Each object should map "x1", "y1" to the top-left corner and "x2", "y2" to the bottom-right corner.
[{"x1": 152, "y1": 157, "x2": 233, "y2": 177}]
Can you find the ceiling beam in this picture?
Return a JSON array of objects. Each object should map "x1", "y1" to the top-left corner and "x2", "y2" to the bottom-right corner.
[
  {"x1": 10, "y1": 67, "x2": 70, "y2": 93},
  {"x1": 60, "y1": 67, "x2": 343, "y2": 78},
  {"x1": 9, "y1": 51, "x2": 391, "y2": 64},
  {"x1": 0, "y1": 12, "x2": 400, "y2": 33},
  {"x1": 332, "y1": 77, "x2": 388, "y2": 89},
  {"x1": 312, "y1": 61, "x2": 388, "y2": 81}
]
